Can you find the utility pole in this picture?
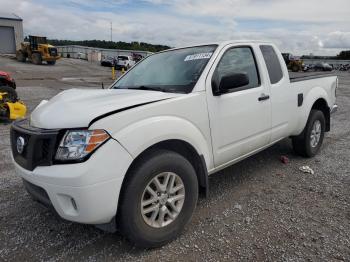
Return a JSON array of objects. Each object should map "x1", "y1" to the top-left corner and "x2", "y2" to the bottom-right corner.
[{"x1": 110, "y1": 22, "x2": 113, "y2": 42}]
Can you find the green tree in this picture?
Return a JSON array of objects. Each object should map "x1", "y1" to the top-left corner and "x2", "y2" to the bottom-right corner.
[
  {"x1": 47, "y1": 39, "x2": 171, "y2": 52},
  {"x1": 337, "y1": 50, "x2": 350, "y2": 60}
]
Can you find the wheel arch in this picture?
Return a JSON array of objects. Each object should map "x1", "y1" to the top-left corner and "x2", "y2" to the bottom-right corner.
[
  {"x1": 120, "y1": 139, "x2": 209, "y2": 200},
  {"x1": 311, "y1": 98, "x2": 330, "y2": 132},
  {"x1": 294, "y1": 87, "x2": 331, "y2": 136}
]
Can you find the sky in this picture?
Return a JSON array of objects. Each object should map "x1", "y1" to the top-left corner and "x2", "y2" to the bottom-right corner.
[{"x1": 1, "y1": 0, "x2": 350, "y2": 55}]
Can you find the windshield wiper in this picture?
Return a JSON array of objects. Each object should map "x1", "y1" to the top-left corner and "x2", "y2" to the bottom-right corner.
[{"x1": 123, "y1": 86, "x2": 167, "y2": 92}]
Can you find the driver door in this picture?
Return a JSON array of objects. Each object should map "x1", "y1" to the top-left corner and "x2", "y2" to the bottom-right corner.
[{"x1": 206, "y1": 45, "x2": 272, "y2": 167}]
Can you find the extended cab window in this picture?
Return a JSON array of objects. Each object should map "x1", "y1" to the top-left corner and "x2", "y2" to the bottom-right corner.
[
  {"x1": 213, "y1": 47, "x2": 260, "y2": 92},
  {"x1": 260, "y1": 45, "x2": 283, "y2": 84}
]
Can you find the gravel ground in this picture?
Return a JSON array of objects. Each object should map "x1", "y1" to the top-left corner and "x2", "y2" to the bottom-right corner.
[{"x1": 0, "y1": 56, "x2": 349, "y2": 261}]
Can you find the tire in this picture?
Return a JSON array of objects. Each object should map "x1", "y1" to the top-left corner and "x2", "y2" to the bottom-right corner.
[
  {"x1": 292, "y1": 110, "x2": 325, "y2": 157},
  {"x1": 0, "y1": 103, "x2": 10, "y2": 120},
  {"x1": 16, "y1": 50, "x2": 26, "y2": 62},
  {"x1": 118, "y1": 150, "x2": 198, "y2": 248},
  {"x1": 0, "y1": 85, "x2": 18, "y2": 102},
  {"x1": 32, "y1": 53, "x2": 42, "y2": 65},
  {"x1": 47, "y1": 61, "x2": 56, "y2": 65},
  {"x1": 292, "y1": 65, "x2": 299, "y2": 72}
]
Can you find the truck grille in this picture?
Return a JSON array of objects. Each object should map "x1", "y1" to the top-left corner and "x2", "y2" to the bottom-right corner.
[{"x1": 10, "y1": 119, "x2": 60, "y2": 171}]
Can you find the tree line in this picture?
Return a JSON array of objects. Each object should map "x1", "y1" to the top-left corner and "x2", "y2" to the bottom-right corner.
[
  {"x1": 46, "y1": 39, "x2": 171, "y2": 52},
  {"x1": 31, "y1": 37, "x2": 350, "y2": 59},
  {"x1": 301, "y1": 50, "x2": 350, "y2": 60},
  {"x1": 337, "y1": 50, "x2": 350, "y2": 60}
]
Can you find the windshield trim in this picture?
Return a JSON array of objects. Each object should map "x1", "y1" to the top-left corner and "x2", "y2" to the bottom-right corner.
[{"x1": 110, "y1": 44, "x2": 218, "y2": 93}]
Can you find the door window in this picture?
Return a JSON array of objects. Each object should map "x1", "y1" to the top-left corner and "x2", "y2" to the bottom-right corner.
[{"x1": 213, "y1": 47, "x2": 260, "y2": 92}]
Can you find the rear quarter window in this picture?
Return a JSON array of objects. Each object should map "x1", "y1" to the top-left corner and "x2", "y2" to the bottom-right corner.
[{"x1": 260, "y1": 45, "x2": 283, "y2": 84}]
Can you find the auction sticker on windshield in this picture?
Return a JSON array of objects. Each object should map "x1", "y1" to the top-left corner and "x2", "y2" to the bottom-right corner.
[{"x1": 184, "y1": 52, "x2": 213, "y2": 61}]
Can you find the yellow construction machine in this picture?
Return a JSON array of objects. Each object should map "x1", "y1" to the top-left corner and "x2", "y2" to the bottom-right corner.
[
  {"x1": 0, "y1": 72, "x2": 26, "y2": 121},
  {"x1": 16, "y1": 35, "x2": 60, "y2": 65},
  {"x1": 282, "y1": 53, "x2": 304, "y2": 72},
  {"x1": 0, "y1": 92, "x2": 26, "y2": 120}
]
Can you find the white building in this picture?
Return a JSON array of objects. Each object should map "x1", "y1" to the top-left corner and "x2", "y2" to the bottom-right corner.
[
  {"x1": 0, "y1": 13, "x2": 23, "y2": 54},
  {"x1": 57, "y1": 45, "x2": 152, "y2": 62}
]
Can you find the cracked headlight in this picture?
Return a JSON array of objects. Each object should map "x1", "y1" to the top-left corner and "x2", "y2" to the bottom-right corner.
[{"x1": 55, "y1": 129, "x2": 110, "y2": 161}]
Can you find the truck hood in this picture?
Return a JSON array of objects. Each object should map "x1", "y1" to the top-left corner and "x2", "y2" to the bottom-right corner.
[{"x1": 30, "y1": 88, "x2": 182, "y2": 129}]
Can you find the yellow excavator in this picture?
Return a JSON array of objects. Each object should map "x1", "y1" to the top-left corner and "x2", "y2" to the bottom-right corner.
[
  {"x1": 0, "y1": 72, "x2": 26, "y2": 121},
  {"x1": 16, "y1": 35, "x2": 60, "y2": 65},
  {"x1": 282, "y1": 53, "x2": 304, "y2": 72}
]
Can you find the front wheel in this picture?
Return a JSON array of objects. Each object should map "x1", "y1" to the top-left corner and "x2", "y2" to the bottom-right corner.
[
  {"x1": 292, "y1": 109, "x2": 325, "y2": 157},
  {"x1": 118, "y1": 150, "x2": 198, "y2": 248},
  {"x1": 31, "y1": 53, "x2": 42, "y2": 65}
]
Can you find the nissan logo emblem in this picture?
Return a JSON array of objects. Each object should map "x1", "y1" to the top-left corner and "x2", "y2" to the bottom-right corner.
[{"x1": 16, "y1": 136, "x2": 26, "y2": 154}]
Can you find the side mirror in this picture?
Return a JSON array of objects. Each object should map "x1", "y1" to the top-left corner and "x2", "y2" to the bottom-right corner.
[{"x1": 219, "y1": 73, "x2": 249, "y2": 93}]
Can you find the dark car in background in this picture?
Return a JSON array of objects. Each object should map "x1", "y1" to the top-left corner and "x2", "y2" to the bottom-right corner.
[
  {"x1": 131, "y1": 53, "x2": 144, "y2": 63},
  {"x1": 100, "y1": 56, "x2": 116, "y2": 67},
  {"x1": 0, "y1": 71, "x2": 16, "y2": 89},
  {"x1": 314, "y1": 62, "x2": 333, "y2": 71}
]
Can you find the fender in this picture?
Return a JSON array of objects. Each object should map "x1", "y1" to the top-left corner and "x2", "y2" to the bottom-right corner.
[
  {"x1": 294, "y1": 86, "x2": 330, "y2": 136},
  {"x1": 111, "y1": 116, "x2": 213, "y2": 170}
]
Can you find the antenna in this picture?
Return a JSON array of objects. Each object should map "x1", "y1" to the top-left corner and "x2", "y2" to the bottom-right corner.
[{"x1": 110, "y1": 22, "x2": 112, "y2": 42}]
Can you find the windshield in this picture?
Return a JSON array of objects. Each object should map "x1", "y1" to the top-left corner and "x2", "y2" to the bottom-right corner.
[
  {"x1": 118, "y1": 56, "x2": 128, "y2": 61},
  {"x1": 112, "y1": 45, "x2": 217, "y2": 93}
]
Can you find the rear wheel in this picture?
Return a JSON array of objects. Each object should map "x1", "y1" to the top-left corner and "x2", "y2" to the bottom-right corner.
[
  {"x1": 16, "y1": 50, "x2": 26, "y2": 62},
  {"x1": 118, "y1": 150, "x2": 198, "y2": 248},
  {"x1": 292, "y1": 110, "x2": 325, "y2": 157},
  {"x1": 31, "y1": 53, "x2": 42, "y2": 65},
  {"x1": 292, "y1": 65, "x2": 300, "y2": 72}
]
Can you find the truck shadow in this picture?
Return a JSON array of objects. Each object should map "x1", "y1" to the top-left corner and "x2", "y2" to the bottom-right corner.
[{"x1": 205, "y1": 138, "x2": 295, "y2": 201}]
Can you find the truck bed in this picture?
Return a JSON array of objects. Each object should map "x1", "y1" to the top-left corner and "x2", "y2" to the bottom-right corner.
[{"x1": 289, "y1": 72, "x2": 335, "y2": 82}]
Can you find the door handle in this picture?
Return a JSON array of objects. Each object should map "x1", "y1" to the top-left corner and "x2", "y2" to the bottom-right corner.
[{"x1": 258, "y1": 94, "x2": 270, "y2": 101}]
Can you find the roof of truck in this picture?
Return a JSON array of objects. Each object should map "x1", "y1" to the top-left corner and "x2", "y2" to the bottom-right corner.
[
  {"x1": 214, "y1": 40, "x2": 272, "y2": 45},
  {"x1": 166, "y1": 40, "x2": 274, "y2": 52}
]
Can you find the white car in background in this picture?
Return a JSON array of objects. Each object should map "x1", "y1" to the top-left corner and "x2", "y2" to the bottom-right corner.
[{"x1": 116, "y1": 55, "x2": 135, "y2": 70}]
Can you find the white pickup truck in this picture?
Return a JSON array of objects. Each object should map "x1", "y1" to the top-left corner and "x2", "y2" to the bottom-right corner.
[{"x1": 11, "y1": 40, "x2": 338, "y2": 247}]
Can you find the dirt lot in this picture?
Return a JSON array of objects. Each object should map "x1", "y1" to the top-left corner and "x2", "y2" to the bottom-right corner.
[{"x1": 0, "y1": 56, "x2": 349, "y2": 261}]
